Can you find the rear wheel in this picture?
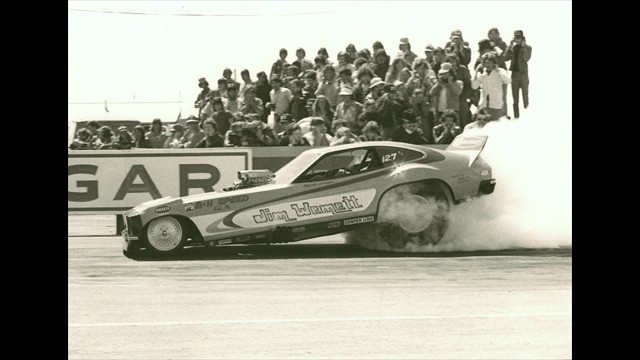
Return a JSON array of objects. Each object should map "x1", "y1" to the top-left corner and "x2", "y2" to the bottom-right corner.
[
  {"x1": 376, "y1": 182, "x2": 452, "y2": 249},
  {"x1": 143, "y1": 216, "x2": 187, "y2": 255}
]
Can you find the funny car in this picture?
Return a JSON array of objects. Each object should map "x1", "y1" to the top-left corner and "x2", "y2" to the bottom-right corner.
[{"x1": 121, "y1": 135, "x2": 496, "y2": 258}]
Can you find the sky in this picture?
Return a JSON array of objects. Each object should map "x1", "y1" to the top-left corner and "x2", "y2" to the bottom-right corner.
[{"x1": 68, "y1": 0, "x2": 571, "y2": 124}]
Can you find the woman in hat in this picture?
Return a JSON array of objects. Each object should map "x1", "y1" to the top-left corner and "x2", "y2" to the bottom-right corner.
[{"x1": 132, "y1": 125, "x2": 152, "y2": 148}]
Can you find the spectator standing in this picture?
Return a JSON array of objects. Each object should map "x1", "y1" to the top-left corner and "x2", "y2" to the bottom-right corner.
[
  {"x1": 463, "y1": 108, "x2": 491, "y2": 131},
  {"x1": 444, "y1": 29, "x2": 472, "y2": 66},
  {"x1": 406, "y1": 58, "x2": 436, "y2": 101},
  {"x1": 268, "y1": 76, "x2": 293, "y2": 132},
  {"x1": 334, "y1": 51, "x2": 356, "y2": 78},
  {"x1": 208, "y1": 97, "x2": 233, "y2": 135},
  {"x1": 423, "y1": 44, "x2": 437, "y2": 71},
  {"x1": 391, "y1": 109, "x2": 429, "y2": 145},
  {"x1": 375, "y1": 83, "x2": 403, "y2": 140},
  {"x1": 213, "y1": 78, "x2": 228, "y2": 99},
  {"x1": 410, "y1": 88, "x2": 434, "y2": 143},
  {"x1": 132, "y1": 125, "x2": 152, "y2": 148},
  {"x1": 334, "y1": 87, "x2": 364, "y2": 135},
  {"x1": 238, "y1": 69, "x2": 255, "y2": 98},
  {"x1": 223, "y1": 84, "x2": 242, "y2": 114},
  {"x1": 446, "y1": 53, "x2": 473, "y2": 128},
  {"x1": 145, "y1": 118, "x2": 167, "y2": 148},
  {"x1": 288, "y1": 79, "x2": 309, "y2": 121},
  {"x1": 303, "y1": 117, "x2": 333, "y2": 146},
  {"x1": 310, "y1": 95, "x2": 335, "y2": 132},
  {"x1": 315, "y1": 66, "x2": 340, "y2": 108},
  {"x1": 398, "y1": 38, "x2": 418, "y2": 66},
  {"x1": 317, "y1": 47, "x2": 333, "y2": 67},
  {"x1": 302, "y1": 70, "x2": 319, "y2": 101},
  {"x1": 163, "y1": 124, "x2": 185, "y2": 148},
  {"x1": 314, "y1": 56, "x2": 327, "y2": 75},
  {"x1": 432, "y1": 47, "x2": 446, "y2": 75},
  {"x1": 270, "y1": 48, "x2": 289, "y2": 79},
  {"x1": 372, "y1": 49, "x2": 390, "y2": 80},
  {"x1": 487, "y1": 27, "x2": 509, "y2": 69},
  {"x1": 385, "y1": 57, "x2": 409, "y2": 84},
  {"x1": 222, "y1": 67, "x2": 240, "y2": 90},
  {"x1": 393, "y1": 80, "x2": 411, "y2": 110},
  {"x1": 69, "y1": 128, "x2": 92, "y2": 150},
  {"x1": 292, "y1": 48, "x2": 314, "y2": 72},
  {"x1": 471, "y1": 53, "x2": 512, "y2": 120},
  {"x1": 255, "y1": 71, "x2": 272, "y2": 124},
  {"x1": 112, "y1": 126, "x2": 134, "y2": 149},
  {"x1": 338, "y1": 68, "x2": 355, "y2": 89},
  {"x1": 182, "y1": 118, "x2": 206, "y2": 148},
  {"x1": 280, "y1": 124, "x2": 310, "y2": 146},
  {"x1": 353, "y1": 64, "x2": 374, "y2": 104},
  {"x1": 504, "y1": 30, "x2": 532, "y2": 119},
  {"x1": 432, "y1": 110, "x2": 462, "y2": 144},
  {"x1": 357, "y1": 121, "x2": 383, "y2": 142},
  {"x1": 194, "y1": 77, "x2": 213, "y2": 117},
  {"x1": 196, "y1": 119, "x2": 224, "y2": 148},
  {"x1": 239, "y1": 86, "x2": 264, "y2": 118},
  {"x1": 429, "y1": 62, "x2": 463, "y2": 120},
  {"x1": 345, "y1": 44, "x2": 358, "y2": 64}
]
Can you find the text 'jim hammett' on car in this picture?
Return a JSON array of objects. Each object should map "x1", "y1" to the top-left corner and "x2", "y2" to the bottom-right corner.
[{"x1": 121, "y1": 135, "x2": 496, "y2": 258}]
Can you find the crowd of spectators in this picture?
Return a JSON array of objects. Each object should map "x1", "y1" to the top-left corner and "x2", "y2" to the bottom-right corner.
[{"x1": 70, "y1": 28, "x2": 531, "y2": 150}]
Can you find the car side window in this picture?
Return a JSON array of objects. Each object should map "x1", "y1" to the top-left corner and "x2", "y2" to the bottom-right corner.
[
  {"x1": 295, "y1": 148, "x2": 375, "y2": 182},
  {"x1": 376, "y1": 147, "x2": 424, "y2": 168}
]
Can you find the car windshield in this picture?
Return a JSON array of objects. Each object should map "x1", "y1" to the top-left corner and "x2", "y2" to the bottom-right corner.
[{"x1": 272, "y1": 151, "x2": 324, "y2": 184}]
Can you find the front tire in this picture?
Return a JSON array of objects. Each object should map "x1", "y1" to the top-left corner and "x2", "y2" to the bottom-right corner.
[{"x1": 143, "y1": 216, "x2": 187, "y2": 255}]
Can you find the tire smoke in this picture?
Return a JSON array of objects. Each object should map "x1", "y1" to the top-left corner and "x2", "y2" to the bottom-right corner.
[{"x1": 347, "y1": 114, "x2": 572, "y2": 252}]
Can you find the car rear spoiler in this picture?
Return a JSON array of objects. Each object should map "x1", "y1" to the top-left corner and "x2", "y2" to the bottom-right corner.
[{"x1": 445, "y1": 135, "x2": 489, "y2": 166}]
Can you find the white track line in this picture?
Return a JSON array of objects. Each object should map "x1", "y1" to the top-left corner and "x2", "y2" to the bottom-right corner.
[{"x1": 69, "y1": 312, "x2": 570, "y2": 328}]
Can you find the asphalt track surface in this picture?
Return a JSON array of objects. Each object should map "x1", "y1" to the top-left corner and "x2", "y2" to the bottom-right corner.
[{"x1": 69, "y1": 215, "x2": 572, "y2": 359}]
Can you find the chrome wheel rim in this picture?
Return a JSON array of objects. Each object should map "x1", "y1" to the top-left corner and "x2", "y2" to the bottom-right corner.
[{"x1": 146, "y1": 217, "x2": 183, "y2": 252}]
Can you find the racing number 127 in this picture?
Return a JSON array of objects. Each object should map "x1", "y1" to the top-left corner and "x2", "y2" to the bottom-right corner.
[{"x1": 382, "y1": 153, "x2": 397, "y2": 163}]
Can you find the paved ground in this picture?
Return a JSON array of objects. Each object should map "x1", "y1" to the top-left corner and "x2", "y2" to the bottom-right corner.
[{"x1": 68, "y1": 215, "x2": 572, "y2": 359}]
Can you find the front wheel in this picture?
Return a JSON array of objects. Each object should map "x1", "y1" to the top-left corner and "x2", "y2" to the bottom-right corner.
[{"x1": 143, "y1": 216, "x2": 187, "y2": 255}]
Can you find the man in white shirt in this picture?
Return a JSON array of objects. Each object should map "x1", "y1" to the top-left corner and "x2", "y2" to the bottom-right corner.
[
  {"x1": 267, "y1": 76, "x2": 292, "y2": 133},
  {"x1": 471, "y1": 53, "x2": 511, "y2": 120},
  {"x1": 303, "y1": 117, "x2": 333, "y2": 146}
]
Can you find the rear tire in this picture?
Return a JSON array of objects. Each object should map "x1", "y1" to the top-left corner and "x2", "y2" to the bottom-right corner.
[
  {"x1": 143, "y1": 216, "x2": 187, "y2": 255},
  {"x1": 376, "y1": 182, "x2": 451, "y2": 249}
]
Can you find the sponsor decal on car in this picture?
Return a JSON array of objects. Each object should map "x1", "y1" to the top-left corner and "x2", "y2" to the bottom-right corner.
[
  {"x1": 237, "y1": 236, "x2": 250, "y2": 242},
  {"x1": 344, "y1": 216, "x2": 375, "y2": 226},
  {"x1": 451, "y1": 136, "x2": 485, "y2": 149},
  {"x1": 233, "y1": 189, "x2": 377, "y2": 227},
  {"x1": 154, "y1": 206, "x2": 171, "y2": 213},
  {"x1": 328, "y1": 221, "x2": 340, "y2": 229},
  {"x1": 218, "y1": 239, "x2": 232, "y2": 245},
  {"x1": 184, "y1": 199, "x2": 233, "y2": 213}
]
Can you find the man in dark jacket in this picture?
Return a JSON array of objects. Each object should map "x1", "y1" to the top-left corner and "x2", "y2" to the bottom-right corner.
[
  {"x1": 432, "y1": 110, "x2": 462, "y2": 144},
  {"x1": 391, "y1": 109, "x2": 429, "y2": 144},
  {"x1": 504, "y1": 30, "x2": 532, "y2": 118}
]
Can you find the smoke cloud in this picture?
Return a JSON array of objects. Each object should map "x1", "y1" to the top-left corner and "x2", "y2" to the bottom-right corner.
[{"x1": 347, "y1": 112, "x2": 572, "y2": 252}]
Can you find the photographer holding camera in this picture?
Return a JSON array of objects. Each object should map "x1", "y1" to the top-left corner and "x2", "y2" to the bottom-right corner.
[
  {"x1": 429, "y1": 62, "x2": 463, "y2": 122},
  {"x1": 504, "y1": 30, "x2": 532, "y2": 118},
  {"x1": 471, "y1": 53, "x2": 511, "y2": 120}
]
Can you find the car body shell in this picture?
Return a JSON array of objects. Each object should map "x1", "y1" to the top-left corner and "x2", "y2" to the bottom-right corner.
[{"x1": 121, "y1": 136, "x2": 495, "y2": 252}]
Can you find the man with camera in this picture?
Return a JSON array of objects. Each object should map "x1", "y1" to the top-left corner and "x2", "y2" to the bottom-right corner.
[
  {"x1": 429, "y1": 62, "x2": 463, "y2": 122},
  {"x1": 471, "y1": 53, "x2": 511, "y2": 120},
  {"x1": 504, "y1": 30, "x2": 532, "y2": 119}
]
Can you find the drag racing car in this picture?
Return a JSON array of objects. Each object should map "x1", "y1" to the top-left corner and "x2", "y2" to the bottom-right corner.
[{"x1": 121, "y1": 135, "x2": 496, "y2": 258}]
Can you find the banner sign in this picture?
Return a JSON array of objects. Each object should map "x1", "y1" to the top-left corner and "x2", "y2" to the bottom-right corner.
[{"x1": 68, "y1": 149, "x2": 251, "y2": 213}]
